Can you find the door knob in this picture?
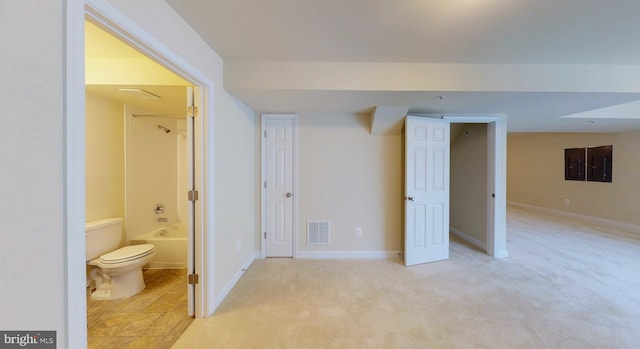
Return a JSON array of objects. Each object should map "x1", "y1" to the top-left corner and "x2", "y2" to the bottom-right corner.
[
  {"x1": 406, "y1": 196, "x2": 414, "y2": 201},
  {"x1": 286, "y1": 193, "x2": 292, "y2": 198}
]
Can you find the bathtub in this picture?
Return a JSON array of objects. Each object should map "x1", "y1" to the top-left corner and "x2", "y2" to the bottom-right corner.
[{"x1": 131, "y1": 224, "x2": 187, "y2": 269}]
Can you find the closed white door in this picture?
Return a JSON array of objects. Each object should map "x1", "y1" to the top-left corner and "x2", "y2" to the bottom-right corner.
[
  {"x1": 404, "y1": 116, "x2": 450, "y2": 266},
  {"x1": 263, "y1": 115, "x2": 296, "y2": 257}
]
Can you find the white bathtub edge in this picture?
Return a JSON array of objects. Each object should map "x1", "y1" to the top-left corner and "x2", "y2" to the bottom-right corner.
[
  {"x1": 213, "y1": 251, "x2": 257, "y2": 311},
  {"x1": 131, "y1": 224, "x2": 188, "y2": 269}
]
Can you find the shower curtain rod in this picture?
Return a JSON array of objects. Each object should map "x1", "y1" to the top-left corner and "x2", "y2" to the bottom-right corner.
[{"x1": 132, "y1": 113, "x2": 187, "y2": 118}]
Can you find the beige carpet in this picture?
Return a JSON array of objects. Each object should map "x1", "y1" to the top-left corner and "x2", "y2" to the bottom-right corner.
[{"x1": 172, "y1": 207, "x2": 640, "y2": 348}]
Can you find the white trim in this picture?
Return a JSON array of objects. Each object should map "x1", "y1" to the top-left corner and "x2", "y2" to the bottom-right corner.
[
  {"x1": 293, "y1": 116, "x2": 298, "y2": 258},
  {"x1": 486, "y1": 120, "x2": 496, "y2": 256},
  {"x1": 443, "y1": 115, "x2": 503, "y2": 123},
  {"x1": 261, "y1": 114, "x2": 298, "y2": 258},
  {"x1": 64, "y1": 0, "x2": 87, "y2": 347},
  {"x1": 260, "y1": 118, "x2": 266, "y2": 258},
  {"x1": 450, "y1": 227, "x2": 487, "y2": 250},
  {"x1": 491, "y1": 116, "x2": 509, "y2": 258},
  {"x1": 296, "y1": 250, "x2": 402, "y2": 259},
  {"x1": 508, "y1": 201, "x2": 640, "y2": 235},
  {"x1": 199, "y1": 85, "x2": 216, "y2": 317},
  {"x1": 213, "y1": 252, "x2": 256, "y2": 310}
]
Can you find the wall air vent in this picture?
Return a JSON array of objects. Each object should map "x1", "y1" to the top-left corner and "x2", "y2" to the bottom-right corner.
[{"x1": 307, "y1": 220, "x2": 330, "y2": 245}]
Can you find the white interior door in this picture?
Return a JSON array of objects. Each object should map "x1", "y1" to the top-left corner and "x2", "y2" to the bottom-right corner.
[
  {"x1": 404, "y1": 116, "x2": 450, "y2": 266},
  {"x1": 186, "y1": 86, "x2": 196, "y2": 315},
  {"x1": 263, "y1": 115, "x2": 295, "y2": 257}
]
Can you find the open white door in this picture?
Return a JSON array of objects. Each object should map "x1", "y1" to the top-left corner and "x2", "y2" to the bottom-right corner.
[
  {"x1": 404, "y1": 116, "x2": 450, "y2": 266},
  {"x1": 186, "y1": 86, "x2": 196, "y2": 315}
]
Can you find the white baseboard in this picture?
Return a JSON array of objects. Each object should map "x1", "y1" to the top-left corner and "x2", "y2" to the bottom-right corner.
[
  {"x1": 508, "y1": 201, "x2": 640, "y2": 235},
  {"x1": 213, "y1": 251, "x2": 256, "y2": 310},
  {"x1": 296, "y1": 250, "x2": 401, "y2": 259},
  {"x1": 494, "y1": 249, "x2": 509, "y2": 258},
  {"x1": 450, "y1": 227, "x2": 487, "y2": 251}
]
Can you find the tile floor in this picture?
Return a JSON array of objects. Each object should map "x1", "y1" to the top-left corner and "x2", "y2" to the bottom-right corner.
[{"x1": 87, "y1": 268, "x2": 193, "y2": 349}]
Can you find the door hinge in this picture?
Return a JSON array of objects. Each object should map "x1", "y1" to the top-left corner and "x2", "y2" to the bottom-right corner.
[
  {"x1": 264, "y1": 181, "x2": 267, "y2": 189},
  {"x1": 264, "y1": 130, "x2": 267, "y2": 138},
  {"x1": 188, "y1": 273, "x2": 199, "y2": 285},
  {"x1": 187, "y1": 106, "x2": 198, "y2": 118},
  {"x1": 264, "y1": 232, "x2": 267, "y2": 239},
  {"x1": 188, "y1": 190, "x2": 199, "y2": 202}
]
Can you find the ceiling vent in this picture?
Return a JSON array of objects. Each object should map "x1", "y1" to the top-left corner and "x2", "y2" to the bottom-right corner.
[
  {"x1": 307, "y1": 221, "x2": 330, "y2": 245},
  {"x1": 118, "y1": 88, "x2": 162, "y2": 100}
]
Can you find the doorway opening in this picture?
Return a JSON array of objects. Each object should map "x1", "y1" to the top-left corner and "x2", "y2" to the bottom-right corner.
[
  {"x1": 84, "y1": 19, "x2": 196, "y2": 345},
  {"x1": 450, "y1": 123, "x2": 491, "y2": 251},
  {"x1": 445, "y1": 115, "x2": 508, "y2": 259},
  {"x1": 66, "y1": 2, "x2": 212, "y2": 346}
]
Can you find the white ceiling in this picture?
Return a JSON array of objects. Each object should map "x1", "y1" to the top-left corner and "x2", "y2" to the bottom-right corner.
[
  {"x1": 166, "y1": 0, "x2": 640, "y2": 64},
  {"x1": 86, "y1": 85, "x2": 187, "y2": 115},
  {"x1": 85, "y1": 21, "x2": 188, "y2": 114},
  {"x1": 166, "y1": 0, "x2": 640, "y2": 132}
]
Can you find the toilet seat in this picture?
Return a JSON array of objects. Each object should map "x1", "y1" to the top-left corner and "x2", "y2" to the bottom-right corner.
[{"x1": 98, "y1": 244, "x2": 155, "y2": 264}]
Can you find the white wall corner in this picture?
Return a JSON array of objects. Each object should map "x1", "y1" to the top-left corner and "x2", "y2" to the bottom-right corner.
[
  {"x1": 213, "y1": 252, "x2": 257, "y2": 311},
  {"x1": 494, "y1": 249, "x2": 509, "y2": 258},
  {"x1": 450, "y1": 227, "x2": 487, "y2": 251}
]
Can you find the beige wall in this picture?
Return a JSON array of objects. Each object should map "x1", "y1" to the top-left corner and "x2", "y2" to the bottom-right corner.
[
  {"x1": 85, "y1": 92, "x2": 125, "y2": 222},
  {"x1": 213, "y1": 93, "x2": 257, "y2": 292},
  {"x1": 450, "y1": 123, "x2": 488, "y2": 244},
  {"x1": 508, "y1": 132, "x2": 640, "y2": 226},
  {"x1": 297, "y1": 114, "x2": 403, "y2": 252},
  {"x1": 0, "y1": 0, "x2": 66, "y2": 344}
]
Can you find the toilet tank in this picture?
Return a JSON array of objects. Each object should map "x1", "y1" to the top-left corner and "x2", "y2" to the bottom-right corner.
[{"x1": 86, "y1": 218, "x2": 124, "y2": 261}]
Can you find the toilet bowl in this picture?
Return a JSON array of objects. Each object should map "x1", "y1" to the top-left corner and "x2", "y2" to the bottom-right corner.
[
  {"x1": 88, "y1": 244, "x2": 156, "y2": 300},
  {"x1": 86, "y1": 218, "x2": 156, "y2": 300}
]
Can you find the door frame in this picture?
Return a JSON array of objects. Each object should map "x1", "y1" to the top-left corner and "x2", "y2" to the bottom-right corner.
[
  {"x1": 65, "y1": 0, "x2": 214, "y2": 346},
  {"x1": 260, "y1": 114, "x2": 298, "y2": 258},
  {"x1": 442, "y1": 115, "x2": 508, "y2": 258}
]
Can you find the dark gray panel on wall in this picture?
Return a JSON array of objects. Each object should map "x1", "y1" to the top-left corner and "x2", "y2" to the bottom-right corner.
[
  {"x1": 565, "y1": 148, "x2": 585, "y2": 181},
  {"x1": 587, "y1": 145, "x2": 613, "y2": 183}
]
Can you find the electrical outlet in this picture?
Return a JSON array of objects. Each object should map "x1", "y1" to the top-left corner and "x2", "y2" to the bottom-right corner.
[
  {"x1": 563, "y1": 198, "x2": 570, "y2": 205},
  {"x1": 356, "y1": 227, "x2": 363, "y2": 237},
  {"x1": 236, "y1": 240, "x2": 241, "y2": 252}
]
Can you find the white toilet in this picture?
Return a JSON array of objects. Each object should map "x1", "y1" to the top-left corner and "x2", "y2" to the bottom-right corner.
[{"x1": 86, "y1": 218, "x2": 155, "y2": 300}]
